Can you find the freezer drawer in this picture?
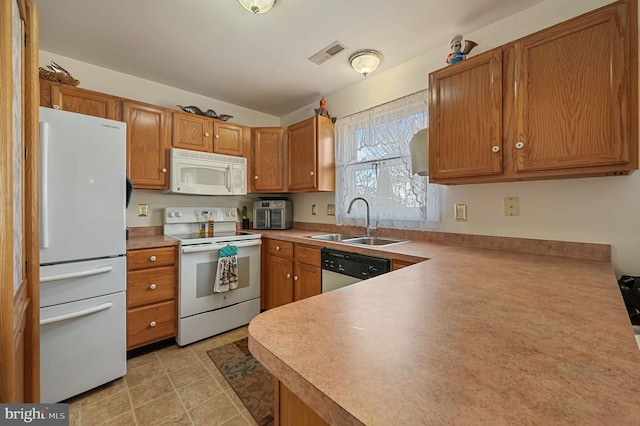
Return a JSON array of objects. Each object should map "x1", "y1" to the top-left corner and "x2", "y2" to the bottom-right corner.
[
  {"x1": 40, "y1": 291, "x2": 126, "y2": 403},
  {"x1": 40, "y1": 256, "x2": 126, "y2": 308}
]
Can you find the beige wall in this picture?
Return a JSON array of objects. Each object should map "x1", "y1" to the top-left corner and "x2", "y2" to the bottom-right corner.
[
  {"x1": 40, "y1": 0, "x2": 640, "y2": 276},
  {"x1": 287, "y1": 0, "x2": 640, "y2": 276}
]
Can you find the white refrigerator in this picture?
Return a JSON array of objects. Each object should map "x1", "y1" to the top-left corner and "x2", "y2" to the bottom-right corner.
[{"x1": 39, "y1": 107, "x2": 127, "y2": 403}]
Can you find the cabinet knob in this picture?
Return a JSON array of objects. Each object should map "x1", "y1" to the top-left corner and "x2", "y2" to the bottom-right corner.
[
  {"x1": 150, "y1": 255, "x2": 157, "y2": 262},
  {"x1": 309, "y1": 171, "x2": 314, "y2": 176},
  {"x1": 204, "y1": 132, "x2": 210, "y2": 137},
  {"x1": 254, "y1": 176, "x2": 259, "y2": 180},
  {"x1": 294, "y1": 276, "x2": 299, "y2": 281},
  {"x1": 515, "y1": 141, "x2": 525, "y2": 149},
  {"x1": 276, "y1": 246, "x2": 280, "y2": 251},
  {"x1": 286, "y1": 273, "x2": 291, "y2": 278},
  {"x1": 215, "y1": 134, "x2": 220, "y2": 139},
  {"x1": 53, "y1": 104, "x2": 60, "y2": 110},
  {"x1": 150, "y1": 284, "x2": 157, "y2": 290},
  {"x1": 150, "y1": 321, "x2": 157, "y2": 327},
  {"x1": 161, "y1": 168, "x2": 167, "y2": 173},
  {"x1": 492, "y1": 146, "x2": 500, "y2": 153}
]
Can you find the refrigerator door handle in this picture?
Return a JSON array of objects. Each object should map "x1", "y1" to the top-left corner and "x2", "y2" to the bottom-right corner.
[
  {"x1": 40, "y1": 265, "x2": 114, "y2": 284},
  {"x1": 40, "y1": 302, "x2": 113, "y2": 326},
  {"x1": 40, "y1": 121, "x2": 50, "y2": 248}
]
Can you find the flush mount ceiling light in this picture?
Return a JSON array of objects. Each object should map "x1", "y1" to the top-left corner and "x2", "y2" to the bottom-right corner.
[
  {"x1": 238, "y1": 0, "x2": 276, "y2": 14},
  {"x1": 349, "y1": 49, "x2": 382, "y2": 76}
]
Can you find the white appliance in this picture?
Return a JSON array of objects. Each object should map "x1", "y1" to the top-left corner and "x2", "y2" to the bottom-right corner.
[
  {"x1": 164, "y1": 207, "x2": 261, "y2": 346},
  {"x1": 38, "y1": 107, "x2": 127, "y2": 403},
  {"x1": 168, "y1": 148, "x2": 247, "y2": 195}
]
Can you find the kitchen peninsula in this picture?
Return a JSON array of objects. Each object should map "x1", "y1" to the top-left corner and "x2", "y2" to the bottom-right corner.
[{"x1": 248, "y1": 232, "x2": 640, "y2": 425}]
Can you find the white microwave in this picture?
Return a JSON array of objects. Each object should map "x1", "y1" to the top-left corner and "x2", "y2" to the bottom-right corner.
[{"x1": 167, "y1": 148, "x2": 247, "y2": 195}]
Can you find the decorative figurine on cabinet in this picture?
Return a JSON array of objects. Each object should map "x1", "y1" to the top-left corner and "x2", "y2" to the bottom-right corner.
[
  {"x1": 446, "y1": 34, "x2": 478, "y2": 65},
  {"x1": 316, "y1": 97, "x2": 330, "y2": 118}
]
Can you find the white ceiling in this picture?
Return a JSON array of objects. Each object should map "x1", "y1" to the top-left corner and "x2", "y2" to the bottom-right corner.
[{"x1": 37, "y1": 0, "x2": 545, "y2": 117}]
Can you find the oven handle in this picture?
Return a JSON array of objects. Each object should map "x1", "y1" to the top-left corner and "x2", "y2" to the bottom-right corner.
[{"x1": 182, "y1": 239, "x2": 262, "y2": 254}]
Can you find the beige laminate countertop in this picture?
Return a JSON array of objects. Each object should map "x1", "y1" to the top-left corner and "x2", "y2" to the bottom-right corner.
[{"x1": 248, "y1": 230, "x2": 640, "y2": 425}]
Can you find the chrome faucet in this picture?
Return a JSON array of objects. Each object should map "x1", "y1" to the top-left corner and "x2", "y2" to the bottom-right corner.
[{"x1": 347, "y1": 197, "x2": 376, "y2": 237}]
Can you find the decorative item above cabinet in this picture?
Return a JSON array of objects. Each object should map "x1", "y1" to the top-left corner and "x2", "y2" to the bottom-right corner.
[{"x1": 428, "y1": 0, "x2": 638, "y2": 185}]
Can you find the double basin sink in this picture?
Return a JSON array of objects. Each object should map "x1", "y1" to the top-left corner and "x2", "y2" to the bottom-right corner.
[{"x1": 307, "y1": 233, "x2": 409, "y2": 247}]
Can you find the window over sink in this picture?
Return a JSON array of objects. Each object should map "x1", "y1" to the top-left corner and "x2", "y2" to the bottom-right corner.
[{"x1": 335, "y1": 90, "x2": 441, "y2": 230}]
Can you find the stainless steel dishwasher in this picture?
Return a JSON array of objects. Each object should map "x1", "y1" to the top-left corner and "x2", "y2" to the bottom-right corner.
[{"x1": 320, "y1": 248, "x2": 391, "y2": 292}]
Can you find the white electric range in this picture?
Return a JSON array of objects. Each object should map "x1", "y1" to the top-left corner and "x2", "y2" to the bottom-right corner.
[{"x1": 164, "y1": 207, "x2": 262, "y2": 346}]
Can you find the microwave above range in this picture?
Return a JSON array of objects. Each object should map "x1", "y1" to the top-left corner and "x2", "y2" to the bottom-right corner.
[
  {"x1": 166, "y1": 148, "x2": 247, "y2": 196},
  {"x1": 253, "y1": 200, "x2": 292, "y2": 230}
]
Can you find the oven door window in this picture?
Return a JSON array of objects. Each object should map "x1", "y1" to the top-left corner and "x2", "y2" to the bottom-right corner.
[
  {"x1": 180, "y1": 244, "x2": 261, "y2": 318},
  {"x1": 270, "y1": 210, "x2": 283, "y2": 229}
]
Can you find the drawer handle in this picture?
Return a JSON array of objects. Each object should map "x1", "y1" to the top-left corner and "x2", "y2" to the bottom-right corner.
[
  {"x1": 276, "y1": 246, "x2": 280, "y2": 251},
  {"x1": 150, "y1": 321, "x2": 157, "y2": 327},
  {"x1": 286, "y1": 273, "x2": 291, "y2": 279},
  {"x1": 150, "y1": 284, "x2": 157, "y2": 290},
  {"x1": 150, "y1": 255, "x2": 157, "y2": 262}
]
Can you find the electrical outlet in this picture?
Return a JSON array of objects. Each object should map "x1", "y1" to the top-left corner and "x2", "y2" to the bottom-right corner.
[
  {"x1": 327, "y1": 204, "x2": 336, "y2": 216},
  {"x1": 454, "y1": 204, "x2": 467, "y2": 222},
  {"x1": 504, "y1": 197, "x2": 520, "y2": 216},
  {"x1": 138, "y1": 203, "x2": 148, "y2": 217},
  {"x1": 312, "y1": 204, "x2": 317, "y2": 215}
]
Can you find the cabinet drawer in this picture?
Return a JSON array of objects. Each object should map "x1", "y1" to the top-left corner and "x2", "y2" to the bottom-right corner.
[
  {"x1": 295, "y1": 244, "x2": 320, "y2": 267},
  {"x1": 127, "y1": 266, "x2": 176, "y2": 308},
  {"x1": 266, "y1": 239, "x2": 294, "y2": 258},
  {"x1": 128, "y1": 247, "x2": 176, "y2": 271},
  {"x1": 127, "y1": 300, "x2": 176, "y2": 350}
]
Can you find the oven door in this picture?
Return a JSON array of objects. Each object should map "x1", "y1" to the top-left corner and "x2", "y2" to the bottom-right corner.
[{"x1": 179, "y1": 239, "x2": 261, "y2": 318}]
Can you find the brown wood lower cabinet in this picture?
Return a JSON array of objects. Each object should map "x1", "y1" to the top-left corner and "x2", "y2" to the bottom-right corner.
[
  {"x1": 275, "y1": 379, "x2": 328, "y2": 426},
  {"x1": 263, "y1": 239, "x2": 321, "y2": 310},
  {"x1": 126, "y1": 246, "x2": 178, "y2": 350}
]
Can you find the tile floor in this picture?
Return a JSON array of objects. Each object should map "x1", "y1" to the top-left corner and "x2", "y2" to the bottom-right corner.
[{"x1": 64, "y1": 326, "x2": 259, "y2": 426}]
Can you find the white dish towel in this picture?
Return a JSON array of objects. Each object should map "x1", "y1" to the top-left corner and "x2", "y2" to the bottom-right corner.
[{"x1": 214, "y1": 245, "x2": 238, "y2": 293}]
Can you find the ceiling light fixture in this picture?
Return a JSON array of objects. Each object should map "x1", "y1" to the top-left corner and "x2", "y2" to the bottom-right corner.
[
  {"x1": 238, "y1": 0, "x2": 276, "y2": 14},
  {"x1": 349, "y1": 49, "x2": 382, "y2": 77}
]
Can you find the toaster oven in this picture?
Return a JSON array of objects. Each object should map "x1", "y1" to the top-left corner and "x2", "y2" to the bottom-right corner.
[{"x1": 253, "y1": 200, "x2": 293, "y2": 230}]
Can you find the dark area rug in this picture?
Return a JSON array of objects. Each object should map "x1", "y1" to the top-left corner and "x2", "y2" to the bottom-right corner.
[{"x1": 207, "y1": 337, "x2": 274, "y2": 426}]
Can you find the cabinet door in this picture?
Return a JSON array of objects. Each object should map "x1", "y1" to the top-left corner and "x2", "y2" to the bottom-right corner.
[
  {"x1": 51, "y1": 84, "x2": 119, "y2": 120},
  {"x1": 253, "y1": 127, "x2": 285, "y2": 192},
  {"x1": 214, "y1": 121, "x2": 244, "y2": 156},
  {"x1": 172, "y1": 111, "x2": 213, "y2": 152},
  {"x1": 123, "y1": 101, "x2": 170, "y2": 189},
  {"x1": 293, "y1": 263, "x2": 321, "y2": 302},
  {"x1": 514, "y1": 2, "x2": 632, "y2": 172},
  {"x1": 265, "y1": 255, "x2": 293, "y2": 309},
  {"x1": 429, "y1": 49, "x2": 503, "y2": 180},
  {"x1": 288, "y1": 117, "x2": 317, "y2": 190}
]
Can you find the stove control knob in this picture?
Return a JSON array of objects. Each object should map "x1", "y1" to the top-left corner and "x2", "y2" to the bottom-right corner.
[
  {"x1": 225, "y1": 211, "x2": 230, "y2": 217},
  {"x1": 167, "y1": 212, "x2": 174, "y2": 218},
  {"x1": 176, "y1": 212, "x2": 183, "y2": 217},
  {"x1": 230, "y1": 211, "x2": 236, "y2": 217}
]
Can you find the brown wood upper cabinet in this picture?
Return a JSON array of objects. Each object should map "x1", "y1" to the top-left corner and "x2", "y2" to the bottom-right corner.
[
  {"x1": 252, "y1": 127, "x2": 286, "y2": 192},
  {"x1": 429, "y1": 0, "x2": 638, "y2": 184},
  {"x1": 172, "y1": 110, "x2": 248, "y2": 156},
  {"x1": 287, "y1": 115, "x2": 335, "y2": 192},
  {"x1": 123, "y1": 100, "x2": 171, "y2": 189},
  {"x1": 40, "y1": 79, "x2": 120, "y2": 120}
]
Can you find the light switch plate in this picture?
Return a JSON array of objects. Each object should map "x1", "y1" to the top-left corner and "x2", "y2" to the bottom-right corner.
[
  {"x1": 455, "y1": 204, "x2": 467, "y2": 222},
  {"x1": 138, "y1": 203, "x2": 148, "y2": 217},
  {"x1": 504, "y1": 197, "x2": 520, "y2": 216},
  {"x1": 327, "y1": 204, "x2": 336, "y2": 216}
]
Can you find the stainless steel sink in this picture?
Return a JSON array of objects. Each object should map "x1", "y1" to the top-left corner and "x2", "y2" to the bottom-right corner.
[
  {"x1": 343, "y1": 236, "x2": 409, "y2": 246},
  {"x1": 308, "y1": 233, "x2": 361, "y2": 241},
  {"x1": 308, "y1": 234, "x2": 409, "y2": 246}
]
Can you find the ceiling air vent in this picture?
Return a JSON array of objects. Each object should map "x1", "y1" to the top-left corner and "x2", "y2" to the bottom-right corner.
[{"x1": 308, "y1": 41, "x2": 348, "y2": 65}]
